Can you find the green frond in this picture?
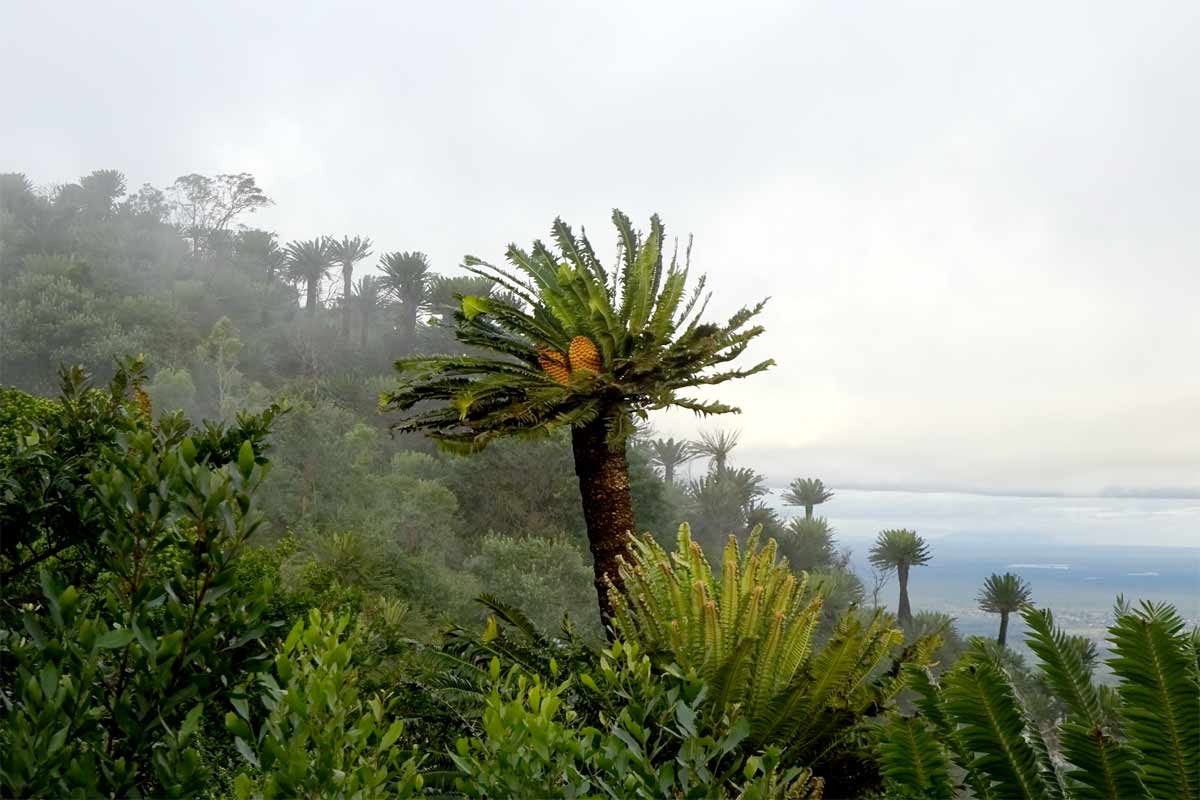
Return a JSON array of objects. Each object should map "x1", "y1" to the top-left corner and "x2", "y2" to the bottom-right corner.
[
  {"x1": 903, "y1": 664, "x2": 997, "y2": 800},
  {"x1": 1107, "y1": 601, "x2": 1199, "y2": 800},
  {"x1": 1023, "y1": 606, "x2": 1142, "y2": 799},
  {"x1": 941, "y1": 643, "x2": 1057, "y2": 800},
  {"x1": 878, "y1": 716, "x2": 954, "y2": 800}
]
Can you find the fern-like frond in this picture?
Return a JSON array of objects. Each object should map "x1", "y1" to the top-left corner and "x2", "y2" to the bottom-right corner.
[
  {"x1": 1107, "y1": 601, "x2": 1199, "y2": 800},
  {"x1": 878, "y1": 716, "x2": 954, "y2": 799},
  {"x1": 941, "y1": 644, "x2": 1056, "y2": 800},
  {"x1": 1023, "y1": 606, "x2": 1142, "y2": 799}
]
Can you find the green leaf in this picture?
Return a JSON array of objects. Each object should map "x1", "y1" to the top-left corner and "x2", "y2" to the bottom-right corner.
[
  {"x1": 237, "y1": 440, "x2": 254, "y2": 478},
  {"x1": 181, "y1": 437, "x2": 197, "y2": 465},
  {"x1": 95, "y1": 628, "x2": 135, "y2": 649},
  {"x1": 380, "y1": 720, "x2": 404, "y2": 751},
  {"x1": 234, "y1": 736, "x2": 259, "y2": 768},
  {"x1": 462, "y1": 294, "x2": 490, "y2": 320}
]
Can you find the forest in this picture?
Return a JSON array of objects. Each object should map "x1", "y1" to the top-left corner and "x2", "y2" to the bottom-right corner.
[{"x1": 1, "y1": 169, "x2": 1197, "y2": 799}]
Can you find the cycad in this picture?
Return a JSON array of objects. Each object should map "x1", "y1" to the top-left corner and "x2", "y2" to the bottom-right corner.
[
  {"x1": 352, "y1": 276, "x2": 388, "y2": 349},
  {"x1": 695, "y1": 429, "x2": 740, "y2": 472},
  {"x1": 779, "y1": 517, "x2": 837, "y2": 573},
  {"x1": 782, "y1": 478, "x2": 834, "y2": 520},
  {"x1": 610, "y1": 523, "x2": 919, "y2": 778},
  {"x1": 867, "y1": 529, "x2": 931, "y2": 628},
  {"x1": 284, "y1": 237, "x2": 334, "y2": 316},
  {"x1": 648, "y1": 436, "x2": 698, "y2": 484},
  {"x1": 977, "y1": 572, "x2": 1033, "y2": 647},
  {"x1": 378, "y1": 251, "x2": 433, "y2": 347},
  {"x1": 878, "y1": 601, "x2": 1200, "y2": 800},
  {"x1": 383, "y1": 212, "x2": 771, "y2": 622},
  {"x1": 328, "y1": 235, "x2": 373, "y2": 340}
]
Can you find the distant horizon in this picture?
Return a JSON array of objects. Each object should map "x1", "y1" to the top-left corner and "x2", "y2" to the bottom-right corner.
[{"x1": 759, "y1": 482, "x2": 1200, "y2": 501}]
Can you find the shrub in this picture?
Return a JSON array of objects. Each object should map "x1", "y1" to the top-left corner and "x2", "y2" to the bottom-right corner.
[{"x1": 229, "y1": 611, "x2": 423, "y2": 800}]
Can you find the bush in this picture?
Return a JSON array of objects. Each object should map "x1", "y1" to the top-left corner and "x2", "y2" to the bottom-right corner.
[
  {"x1": 229, "y1": 611, "x2": 423, "y2": 800},
  {"x1": 464, "y1": 535, "x2": 602, "y2": 639}
]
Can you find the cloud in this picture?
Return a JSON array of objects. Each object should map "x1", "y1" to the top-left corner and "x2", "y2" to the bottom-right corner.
[{"x1": 2, "y1": 0, "x2": 1197, "y2": 492}]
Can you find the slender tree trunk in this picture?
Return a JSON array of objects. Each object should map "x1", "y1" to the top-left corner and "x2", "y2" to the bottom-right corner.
[
  {"x1": 897, "y1": 563, "x2": 912, "y2": 627},
  {"x1": 571, "y1": 413, "x2": 635, "y2": 632},
  {"x1": 997, "y1": 611, "x2": 1009, "y2": 647},
  {"x1": 341, "y1": 265, "x2": 352, "y2": 339},
  {"x1": 664, "y1": 463, "x2": 675, "y2": 485},
  {"x1": 402, "y1": 304, "x2": 418, "y2": 351},
  {"x1": 360, "y1": 307, "x2": 369, "y2": 350},
  {"x1": 805, "y1": 502, "x2": 814, "y2": 519},
  {"x1": 306, "y1": 277, "x2": 318, "y2": 315}
]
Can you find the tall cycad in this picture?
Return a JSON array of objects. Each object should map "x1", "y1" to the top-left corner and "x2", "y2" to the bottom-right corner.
[
  {"x1": 236, "y1": 229, "x2": 284, "y2": 281},
  {"x1": 329, "y1": 235, "x2": 373, "y2": 339},
  {"x1": 783, "y1": 477, "x2": 834, "y2": 519},
  {"x1": 378, "y1": 251, "x2": 433, "y2": 347},
  {"x1": 978, "y1": 572, "x2": 1033, "y2": 647},
  {"x1": 868, "y1": 528, "x2": 931, "y2": 628},
  {"x1": 382, "y1": 211, "x2": 772, "y2": 622},
  {"x1": 648, "y1": 437, "x2": 698, "y2": 484},
  {"x1": 352, "y1": 275, "x2": 386, "y2": 349},
  {"x1": 284, "y1": 238, "x2": 333, "y2": 316},
  {"x1": 695, "y1": 429, "x2": 740, "y2": 472}
]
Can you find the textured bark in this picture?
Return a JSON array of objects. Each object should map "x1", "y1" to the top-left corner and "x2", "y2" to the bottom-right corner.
[
  {"x1": 997, "y1": 611, "x2": 1010, "y2": 647},
  {"x1": 897, "y1": 563, "x2": 912, "y2": 628},
  {"x1": 571, "y1": 414, "x2": 635, "y2": 632}
]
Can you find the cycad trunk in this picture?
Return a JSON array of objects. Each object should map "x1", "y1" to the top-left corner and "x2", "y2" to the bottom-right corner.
[
  {"x1": 571, "y1": 414, "x2": 635, "y2": 632},
  {"x1": 401, "y1": 302, "x2": 418, "y2": 350},
  {"x1": 664, "y1": 463, "x2": 675, "y2": 485},
  {"x1": 805, "y1": 502, "x2": 814, "y2": 519},
  {"x1": 306, "y1": 277, "x2": 319, "y2": 316},
  {"x1": 341, "y1": 266, "x2": 353, "y2": 339},
  {"x1": 360, "y1": 307, "x2": 370, "y2": 350},
  {"x1": 897, "y1": 563, "x2": 912, "y2": 627},
  {"x1": 997, "y1": 611, "x2": 1010, "y2": 647}
]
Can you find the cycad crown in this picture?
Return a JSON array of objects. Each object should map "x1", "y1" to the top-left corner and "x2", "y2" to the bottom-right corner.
[{"x1": 383, "y1": 210, "x2": 772, "y2": 450}]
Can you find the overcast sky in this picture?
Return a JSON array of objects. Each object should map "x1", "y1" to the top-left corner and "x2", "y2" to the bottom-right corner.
[{"x1": 4, "y1": 1, "x2": 1198, "y2": 495}]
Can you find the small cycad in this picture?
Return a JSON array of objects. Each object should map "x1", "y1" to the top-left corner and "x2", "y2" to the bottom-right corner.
[{"x1": 610, "y1": 523, "x2": 918, "y2": 773}]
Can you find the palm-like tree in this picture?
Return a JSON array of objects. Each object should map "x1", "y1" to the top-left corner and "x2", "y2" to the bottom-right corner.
[
  {"x1": 977, "y1": 572, "x2": 1032, "y2": 647},
  {"x1": 783, "y1": 477, "x2": 834, "y2": 519},
  {"x1": 328, "y1": 235, "x2": 373, "y2": 339},
  {"x1": 378, "y1": 251, "x2": 433, "y2": 347},
  {"x1": 237, "y1": 229, "x2": 284, "y2": 281},
  {"x1": 352, "y1": 275, "x2": 387, "y2": 349},
  {"x1": 780, "y1": 516, "x2": 838, "y2": 572},
  {"x1": 868, "y1": 528, "x2": 931, "y2": 627},
  {"x1": 648, "y1": 437, "x2": 698, "y2": 484},
  {"x1": 382, "y1": 211, "x2": 772, "y2": 622},
  {"x1": 284, "y1": 238, "x2": 334, "y2": 316},
  {"x1": 694, "y1": 429, "x2": 740, "y2": 472}
]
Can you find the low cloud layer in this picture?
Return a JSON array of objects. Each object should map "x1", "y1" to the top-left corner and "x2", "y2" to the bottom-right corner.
[{"x1": 4, "y1": 1, "x2": 1197, "y2": 493}]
